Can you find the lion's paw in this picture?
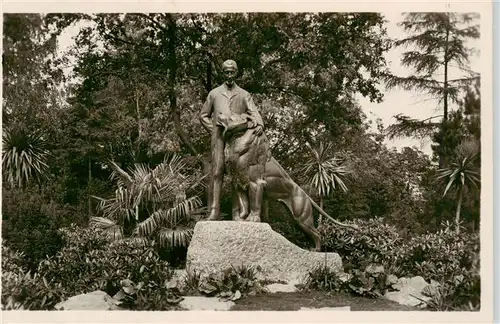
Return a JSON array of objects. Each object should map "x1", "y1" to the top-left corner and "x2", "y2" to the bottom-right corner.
[{"x1": 246, "y1": 214, "x2": 261, "y2": 222}]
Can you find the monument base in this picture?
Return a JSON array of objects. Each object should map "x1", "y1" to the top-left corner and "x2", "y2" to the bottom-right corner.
[{"x1": 186, "y1": 221, "x2": 343, "y2": 284}]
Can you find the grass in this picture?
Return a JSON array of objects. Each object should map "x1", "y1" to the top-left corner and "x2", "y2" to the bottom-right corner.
[{"x1": 230, "y1": 291, "x2": 421, "y2": 311}]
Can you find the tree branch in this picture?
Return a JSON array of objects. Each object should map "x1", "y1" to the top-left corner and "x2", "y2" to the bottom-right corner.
[
  {"x1": 385, "y1": 113, "x2": 441, "y2": 140},
  {"x1": 136, "y1": 13, "x2": 169, "y2": 33}
]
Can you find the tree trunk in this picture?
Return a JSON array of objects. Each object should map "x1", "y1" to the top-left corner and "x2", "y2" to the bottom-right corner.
[
  {"x1": 136, "y1": 89, "x2": 141, "y2": 156},
  {"x1": 206, "y1": 58, "x2": 212, "y2": 92},
  {"x1": 136, "y1": 91, "x2": 141, "y2": 137},
  {"x1": 440, "y1": 28, "x2": 450, "y2": 168},
  {"x1": 455, "y1": 186, "x2": 463, "y2": 234},
  {"x1": 443, "y1": 28, "x2": 450, "y2": 123},
  {"x1": 166, "y1": 15, "x2": 198, "y2": 158},
  {"x1": 318, "y1": 196, "x2": 324, "y2": 226},
  {"x1": 88, "y1": 154, "x2": 92, "y2": 218}
]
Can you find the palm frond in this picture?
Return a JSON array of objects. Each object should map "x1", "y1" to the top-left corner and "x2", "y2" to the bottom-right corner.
[
  {"x1": 303, "y1": 141, "x2": 351, "y2": 197},
  {"x1": 157, "y1": 227, "x2": 193, "y2": 248},
  {"x1": 442, "y1": 172, "x2": 458, "y2": 197},
  {"x1": 138, "y1": 156, "x2": 190, "y2": 206},
  {"x1": 95, "y1": 186, "x2": 136, "y2": 223},
  {"x1": 436, "y1": 139, "x2": 480, "y2": 197},
  {"x1": 135, "y1": 210, "x2": 159, "y2": 237},
  {"x1": 135, "y1": 196, "x2": 202, "y2": 238},
  {"x1": 109, "y1": 161, "x2": 133, "y2": 188},
  {"x1": 97, "y1": 154, "x2": 202, "y2": 243},
  {"x1": 2, "y1": 128, "x2": 49, "y2": 188}
]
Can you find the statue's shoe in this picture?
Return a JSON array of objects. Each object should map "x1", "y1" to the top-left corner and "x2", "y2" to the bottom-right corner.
[{"x1": 207, "y1": 211, "x2": 222, "y2": 221}]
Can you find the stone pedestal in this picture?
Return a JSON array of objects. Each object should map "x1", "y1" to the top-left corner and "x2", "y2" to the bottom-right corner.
[{"x1": 186, "y1": 221, "x2": 343, "y2": 284}]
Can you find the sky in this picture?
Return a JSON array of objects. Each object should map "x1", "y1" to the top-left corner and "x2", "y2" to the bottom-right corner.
[
  {"x1": 358, "y1": 11, "x2": 481, "y2": 155},
  {"x1": 56, "y1": 12, "x2": 481, "y2": 157}
]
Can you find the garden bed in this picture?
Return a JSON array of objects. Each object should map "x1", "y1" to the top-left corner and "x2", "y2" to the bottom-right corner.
[{"x1": 231, "y1": 291, "x2": 419, "y2": 311}]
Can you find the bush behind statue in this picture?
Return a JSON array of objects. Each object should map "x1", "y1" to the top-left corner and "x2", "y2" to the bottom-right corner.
[{"x1": 320, "y1": 217, "x2": 401, "y2": 271}]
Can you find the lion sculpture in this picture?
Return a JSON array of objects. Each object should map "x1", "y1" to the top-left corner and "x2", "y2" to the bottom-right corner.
[{"x1": 217, "y1": 113, "x2": 357, "y2": 252}]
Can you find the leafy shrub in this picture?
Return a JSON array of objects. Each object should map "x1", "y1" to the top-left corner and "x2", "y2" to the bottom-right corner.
[
  {"x1": 1, "y1": 246, "x2": 27, "y2": 273},
  {"x1": 320, "y1": 217, "x2": 401, "y2": 271},
  {"x1": 317, "y1": 218, "x2": 479, "y2": 309},
  {"x1": 300, "y1": 266, "x2": 346, "y2": 292},
  {"x1": 2, "y1": 224, "x2": 176, "y2": 310},
  {"x1": 419, "y1": 275, "x2": 480, "y2": 311},
  {"x1": 115, "y1": 278, "x2": 183, "y2": 310},
  {"x1": 2, "y1": 187, "x2": 68, "y2": 270},
  {"x1": 1, "y1": 246, "x2": 64, "y2": 310},
  {"x1": 393, "y1": 223, "x2": 480, "y2": 310},
  {"x1": 347, "y1": 266, "x2": 389, "y2": 298},
  {"x1": 394, "y1": 223, "x2": 479, "y2": 281},
  {"x1": 194, "y1": 265, "x2": 265, "y2": 300},
  {"x1": 37, "y1": 225, "x2": 174, "y2": 302},
  {"x1": 181, "y1": 269, "x2": 204, "y2": 295},
  {"x1": 300, "y1": 264, "x2": 390, "y2": 298}
]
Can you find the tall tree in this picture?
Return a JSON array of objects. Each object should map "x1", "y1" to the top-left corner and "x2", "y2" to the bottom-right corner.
[
  {"x1": 385, "y1": 13, "x2": 479, "y2": 167},
  {"x1": 2, "y1": 14, "x2": 81, "y2": 132}
]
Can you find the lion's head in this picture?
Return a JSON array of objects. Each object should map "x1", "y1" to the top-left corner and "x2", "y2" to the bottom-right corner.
[{"x1": 218, "y1": 113, "x2": 254, "y2": 138}]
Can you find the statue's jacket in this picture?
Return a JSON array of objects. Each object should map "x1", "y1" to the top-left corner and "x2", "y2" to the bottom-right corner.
[{"x1": 200, "y1": 83, "x2": 264, "y2": 133}]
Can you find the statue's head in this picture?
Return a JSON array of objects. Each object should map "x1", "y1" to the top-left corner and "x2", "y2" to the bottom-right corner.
[{"x1": 222, "y1": 59, "x2": 237, "y2": 87}]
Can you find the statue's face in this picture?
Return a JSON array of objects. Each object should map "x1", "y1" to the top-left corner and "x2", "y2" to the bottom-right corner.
[{"x1": 223, "y1": 68, "x2": 236, "y2": 86}]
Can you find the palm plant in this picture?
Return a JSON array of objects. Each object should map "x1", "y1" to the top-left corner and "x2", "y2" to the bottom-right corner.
[
  {"x1": 2, "y1": 128, "x2": 49, "y2": 188},
  {"x1": 436, "y1": 139, "x2": 480, "y2": 233},
  {"x1": 302, "y1": 141, "x2": 349, "y2": 226},
  {"x1": 92, "y1": 154, "x2": 205, "y2": 249}
]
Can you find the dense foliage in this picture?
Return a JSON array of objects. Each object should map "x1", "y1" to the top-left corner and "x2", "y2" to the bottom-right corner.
[
  {"x1": 2, "y1": 187, "x2": 72, "y2": 271},
  {"x1": 2, "y1": 224, "x2": 177, "y2": 310},
  {"x1": 307, "y1": 218, "x2": 480, "y2": 310},
  {"x1": 320, "y1": 217, "x2": 401, "y2": 271},
  {"x1": 2, "y1": 12, "x2": 481, "y2": 311}
]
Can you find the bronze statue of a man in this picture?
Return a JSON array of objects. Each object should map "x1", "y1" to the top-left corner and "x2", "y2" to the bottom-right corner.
[{"x1": 200, "y1": 59, "x2": 264, "y2": 220}]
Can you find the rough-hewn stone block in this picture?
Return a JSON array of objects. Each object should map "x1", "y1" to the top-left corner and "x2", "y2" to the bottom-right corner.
[{"x1": 186, "y1": 221, "x2": 343, "y2": 283}]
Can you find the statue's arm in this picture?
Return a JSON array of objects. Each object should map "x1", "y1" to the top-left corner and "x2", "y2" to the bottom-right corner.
[
  {"x1": 200, "y1": 92, "x2": 214, "y2": 133},
  {"x1": 244, "y1": 93, "x2": 264, "y2": 128}
]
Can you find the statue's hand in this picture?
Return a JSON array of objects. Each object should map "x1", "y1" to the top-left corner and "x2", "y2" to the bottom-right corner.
[
  {"x1": 247, "y1": 116, "x2": 262, "y2": 132},
  {"x1": 253, "y1": 125, "x2": 263, "y2": 136},
  {"x1": 246, "y1": 117, "x2": 256, "y2": 129}
]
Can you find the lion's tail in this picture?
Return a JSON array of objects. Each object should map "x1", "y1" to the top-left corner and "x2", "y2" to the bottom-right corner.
[{"x1": 308, "y1": 197, "x2": 358, "y2": 230}]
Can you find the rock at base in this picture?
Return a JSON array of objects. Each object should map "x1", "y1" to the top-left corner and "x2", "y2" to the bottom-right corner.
[
  {"x1": 266, "y1": 281, "x2": 300, "y2": 293},
  {"x1": 55, "y1": 291, "x2": 116, "y2": 310},
  {"x1": 186, "y1": 221, "x2": 343, "y2": 284},
  {"x1": 384, "y1": 276, "x2": 432, "y2": 308}
]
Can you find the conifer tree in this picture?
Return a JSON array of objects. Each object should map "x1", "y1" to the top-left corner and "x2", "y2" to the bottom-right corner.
[{"x1": 385, "y1": 13, "x2": 479, "y2": 167}]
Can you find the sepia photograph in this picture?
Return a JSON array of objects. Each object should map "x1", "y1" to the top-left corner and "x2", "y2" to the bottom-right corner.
[{"x1": 1, "y1": 2, "x2": 495, "y2": 323}]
